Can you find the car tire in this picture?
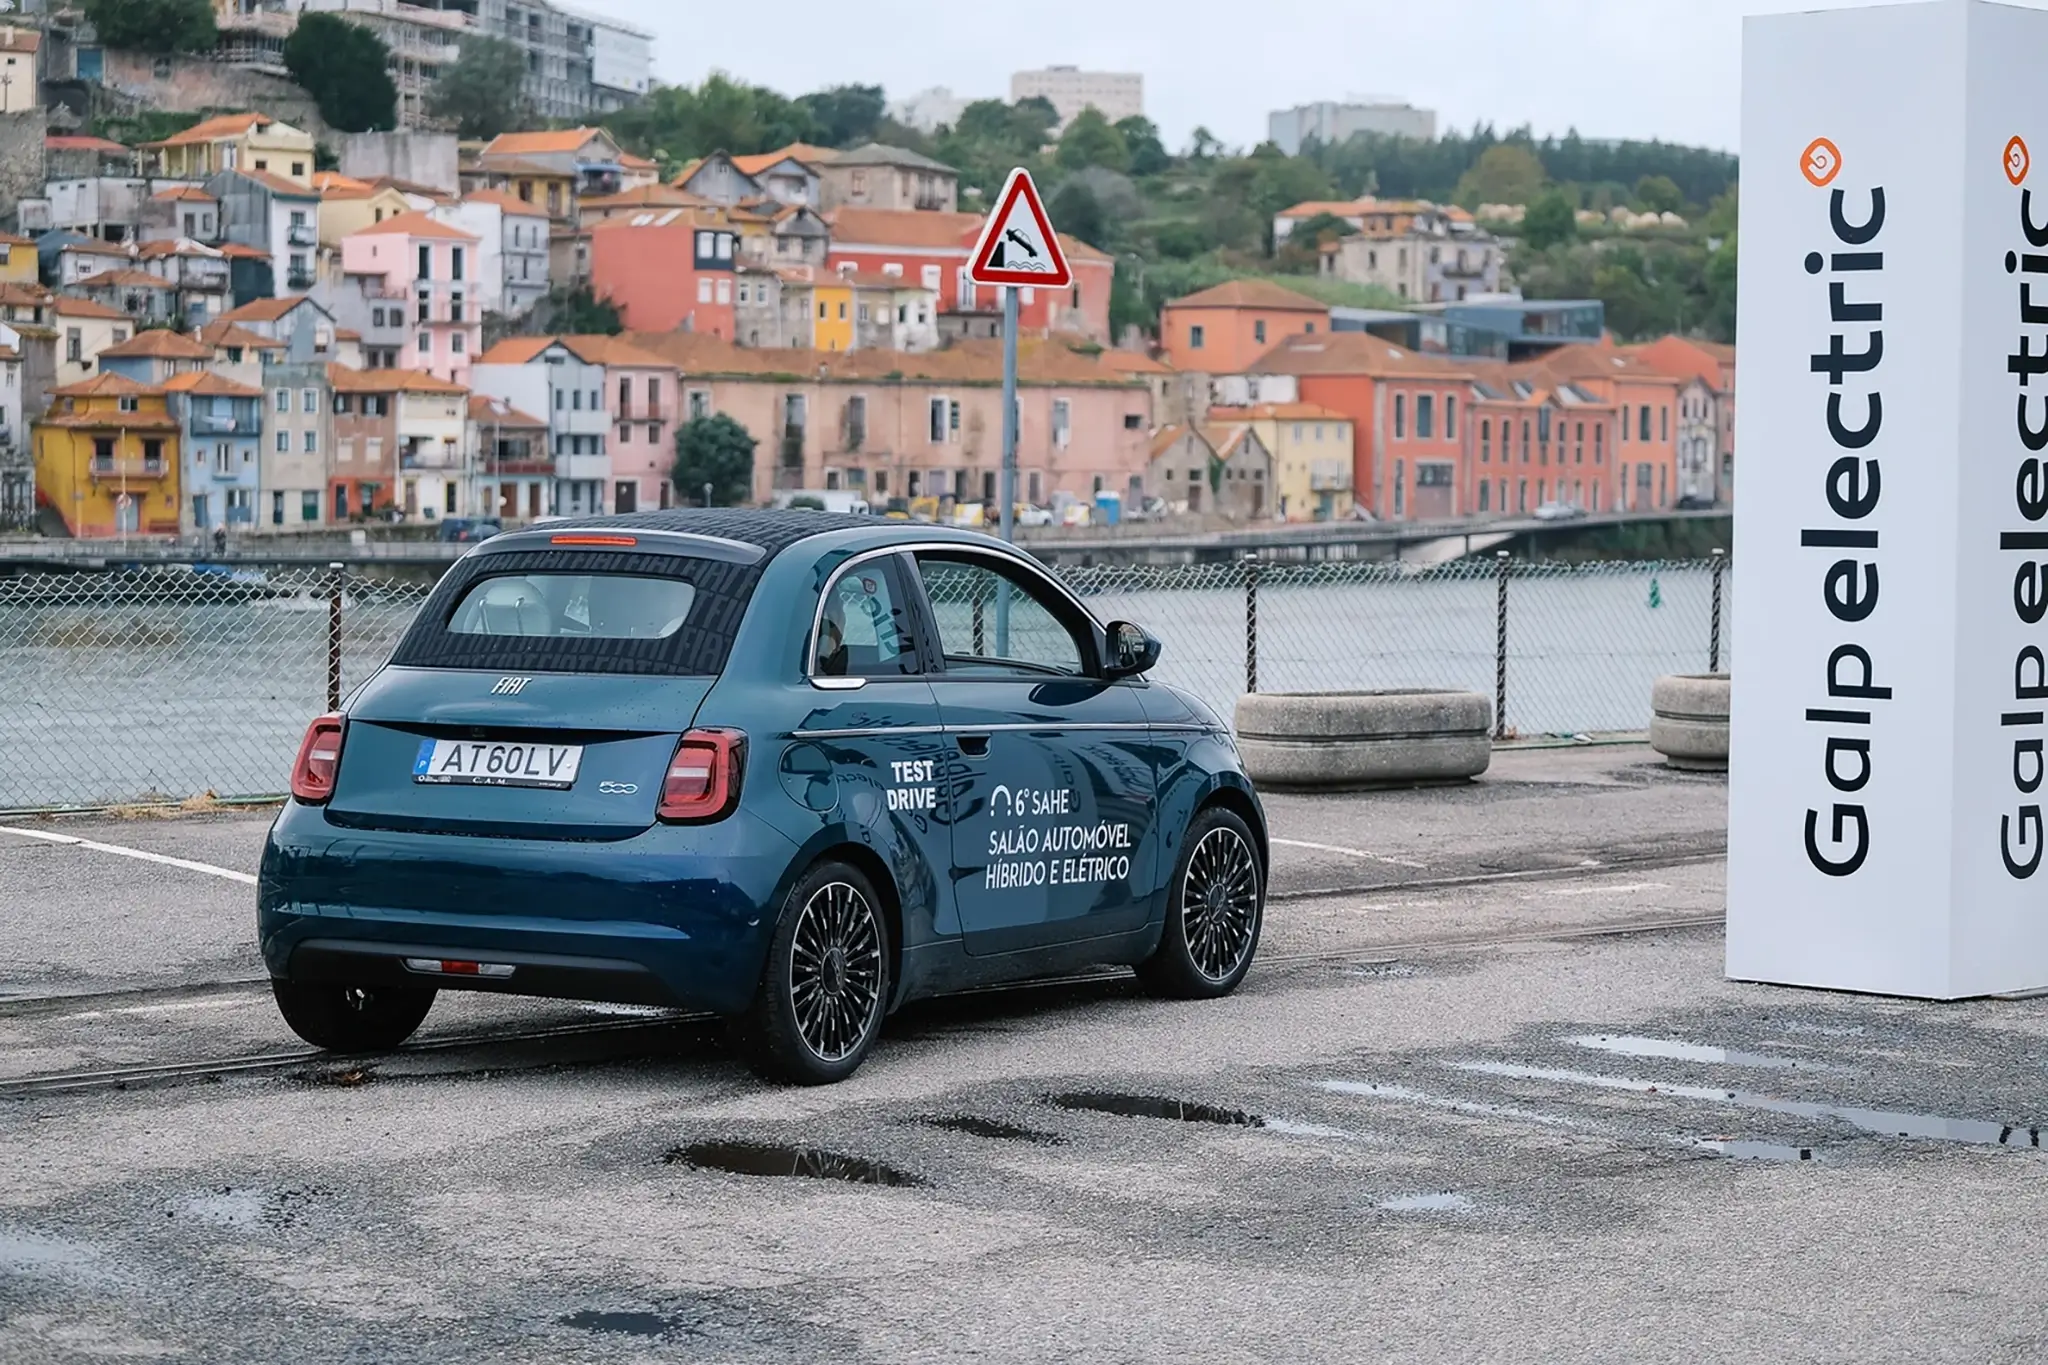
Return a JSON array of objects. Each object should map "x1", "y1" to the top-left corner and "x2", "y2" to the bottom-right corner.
[
  {"x1": 734, "y1": 861, "x2": 892, "y2": 1086},
  {"x1": 271, "y1": 979, "x2": 436, "y2": 1052},
  {"x1": 1137, "y1": 806, "x2": 1264, "y2": 1000}
]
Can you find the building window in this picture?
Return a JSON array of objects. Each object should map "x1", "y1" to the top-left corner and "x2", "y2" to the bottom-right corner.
[
  {"x1": 1416, "y1": 394, "x2": 1433, "y2": 440},
  {"x1": 452, "y1": 247, "x2": 464, "y2": 281},
  {"x1": 1253, "y1": 319, "x2": 1266, "y2": 344},
  {"x1": 717, "y1": 279, "x2": 732, "y2": 304},
  {"x1": 275, "y1": 430, "x2": 289, "y2": 453},
  {"x1": 302, "y1": 490, "x2": 318, "y2": 522},
  {"x1": 928, "y1": 396, "x2": 947, "y2": 443},
  {"x1": 1480, "y1": 418, "x2": 1491, "y2": 463},
  {"x1": 1393, "y1": 458, "x2": 1405, "y2": 517},
  {"x1": 303, "y1": 430, "x2": 318, "y2": 453},
  {"x1": 688, "y1": 390, "x2": 710, "y2": 420},
  {"x1": 1393, "y1": 393, "x2": 1405, "y2": 439},
  {"x1": 1639, "y1": 404, "x2": 1651, "y2": 441},
  {"x1": 1052, "y1": 399, "x2": 1071, "y2": 448},
  {"x1": 302, "y1": 389, "x2": 317, "y2": 413},
  {"x1": 418, "y1": 332, "x2": 431, "y2": 354},
  {"x1": 699, "y1": 278, "x2": 713, "y2": 304},
  {"x1": 273, "y1": 388, "x2": 289, "y2": 413},
  {"x1": 1479, "y1": 479, "x2": 1491, "y2": 512},
  {"x1": 1444, "y1": 394, "x2": 1457, "y2": 440},
  {"x1": 1521, "y1": 421, "x2": 1531, "y2": 462},
  {"x1": 1660, "y1": 405, "x2": 1669, "y2": 442},
  {"x1": 451, "y1": 333, "x2": 465, "y2": 354},
  {"x1": 1189, "y1": 324, "x2": 1204, "y2": 350},
  {"x1": 1594, "y1": 423, "x2": 1604, "y2": 463}
]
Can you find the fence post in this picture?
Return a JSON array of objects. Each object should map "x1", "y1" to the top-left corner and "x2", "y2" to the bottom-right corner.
[
  {"x1": 1494, "y1": 550, "x2": 1510, "y2": 741},
  {"x1": 1243, "y1": 551, "x2": 1259, "y2": 694},
  {"x1": 326, "y1": 561, "x2": 344, "y2": 712},
  {"x1": 1709, "y1": 547, "x2": 1726, "y2": 674}
]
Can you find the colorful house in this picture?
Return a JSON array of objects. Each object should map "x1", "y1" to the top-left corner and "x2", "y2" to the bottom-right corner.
[
  {"x1": 1205, "y1": 402, "x2": 1353, "y2": 522},
  {"x1": 584, "y1": 211, "x2": 738, "y2": 336},
  {"x1": 32, "y1": 373, "x2": 180, "y2": 537},
  {"x1": 1160, "y1": 279, "x2": 1328, "y2": 374},
  {"x1": 338, "y1": 211, "x2": 483, "y2": 384},
  {"x1": 144, "y1": 112, "x2": 316, "y2": 187},
  {"x1": 162, "y1": 370, "x2": 264, "y2": 532},
  {"x1": 0, "y1": 231, "x2": 38, "y2": 285},
  {"x1": 96, "y1": 329, "x2": 216, "y2": 385}
]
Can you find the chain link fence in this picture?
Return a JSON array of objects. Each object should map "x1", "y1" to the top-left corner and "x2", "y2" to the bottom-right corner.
[{"x1": 0, "y1": 553, "x2": 1729, "y2": 811}]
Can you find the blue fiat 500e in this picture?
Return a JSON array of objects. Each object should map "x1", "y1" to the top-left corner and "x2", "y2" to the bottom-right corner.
[{"x1": 260, "y1": 510, "x2": 1267, "y2": 1083}]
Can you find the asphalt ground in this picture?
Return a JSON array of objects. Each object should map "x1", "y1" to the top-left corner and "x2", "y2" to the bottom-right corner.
[{"x1": 5, "y1": 746, "x2": 2046, "y2": 1363}]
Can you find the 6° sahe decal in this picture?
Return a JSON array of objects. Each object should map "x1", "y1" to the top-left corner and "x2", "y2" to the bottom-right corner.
[{"x1": 984, "y1": 785, "x2": 1132, "y2": 891}]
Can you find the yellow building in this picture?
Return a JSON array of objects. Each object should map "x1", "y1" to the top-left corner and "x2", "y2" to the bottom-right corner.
[
  {"x1": 813, "y1": 282, "x2": 853, "y2": 352},
  {"x1": 142, "y1": 112, "x2": 317, "y2": 187},
  {"x1": 33, "y1": 374, "x2": 181, "y2": 537},
  {"x1": 317, "y1": 182, "x2": 417, "y2": 248},
  {"x1": 1208, "y1": 401, "x2": 1356, "y2": 521},
  {"x1": 0, "y1": 26, "x2": 39, "y2": 114},
  {"x1": 0, "y1": 232, "x2": 37, "y2": 285}
]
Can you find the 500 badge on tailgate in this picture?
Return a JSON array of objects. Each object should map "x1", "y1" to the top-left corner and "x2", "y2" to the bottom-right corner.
[{"x1": 414, "y1": 738, "x2": 584, "y2": 789}]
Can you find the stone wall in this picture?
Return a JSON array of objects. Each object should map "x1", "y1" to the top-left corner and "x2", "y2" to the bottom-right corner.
[
  {"x1": 0, "y1": 109, "x2": 47, "y2": 225},
  {"x1": 338, "y1": 131, "x2": 459, "y2": 194},
  {"x1": 96, "y1": 51, "x2": 334, "y2": 143}
]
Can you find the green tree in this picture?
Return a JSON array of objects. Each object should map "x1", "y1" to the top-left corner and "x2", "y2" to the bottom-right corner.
[
  {"x1": 1455, "y1": 143, "x2": 1547, "y2": 206},
  {"x1": 673, "y1": 414, "x2": 757, "y2": 507},
  {"x1": 284, "y1": 14, "x2": 397, "y2": 134},
  {"x1": 796, "y1": 85, "x2": 885, "y2": 148},
  {"x1": 545, "y1": 284, "x2": 621, "y2": 335},
  {"x1": 1635, "y1": 174, "x2": 1685, "y2": 215},
  {"x1": 1048, "y1": 179, "x2": 1109, "y2": 249},
  {"x1": 84, "y1": 0, "x2": 215, "y2": 53},
  {"x1": 1186, "y1": 126, "x2": 1223, "y2": 161},
  {"x1": 1116, "y1": 116, "x2": 1170, "y2": 176},
  {"x1": 426, "y1": 36, "x2": 529, "y2": 141},
  {"x1": 605, "y1": 73, "x2": 820, "y2": 162},
  {"x1": 1522, "y1": 190, "x2": 1578, "y2": 250},
  {"x1": 1056, "y1": 107, "x2": 1129, "y2": 174}
]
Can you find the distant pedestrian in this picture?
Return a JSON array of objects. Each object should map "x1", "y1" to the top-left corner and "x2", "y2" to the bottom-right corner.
[{"x1": 212, "y1": 524, "x2": 227, "y2": 556}]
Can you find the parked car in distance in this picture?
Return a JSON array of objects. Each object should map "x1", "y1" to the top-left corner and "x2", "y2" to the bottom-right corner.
[
  {"x1": 260, "y1": 510, "x2": 1269, "y2": 1085},
  {"x1": 1014, "y1": 503, "x2": 1055, "y2": 527},
  {"x1": 437, "y1": 518, "x2": 503, "y2": 543},
  {"x1": 1674, "y1": 493, "x2": 1717, "y2": 510},
  {"x1": 1533, "y1": 501, "x2": 1587, "y2": 522}
]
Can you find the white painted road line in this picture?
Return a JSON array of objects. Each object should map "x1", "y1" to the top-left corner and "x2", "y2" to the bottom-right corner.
[
  {"x1": 0, "y1": 826, "x2": 258, "y2": 886},
  {"x1": 1538, "y1": 881, "x2": 1668, "y2": 898},
  {"x1": 1272, "y1": 838, "x2": 1428, "y2": 869}
]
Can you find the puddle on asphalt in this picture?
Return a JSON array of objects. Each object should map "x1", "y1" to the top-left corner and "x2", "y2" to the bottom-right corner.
[
  {"x1": 176, "y1": 1185, "x2": 324, "y2": 1231},
  {"x1": 1692, "y1": 1139, "x2": 1814, "y2": 1162},
  {"x1": 0, "y1": 1230, "x2": 100, "y2": 1276},
  {"x1": 1568, "y1": 1034, "x2": 1849, "y2": 1074},
  {"x1": 664, "y1": 1141, "x2": 924, "y2": 1187},
  {"x1": 916, "y1": 1115, "x2": 1065, "y2": 1144},
  {"x1": 1451, "y1": 1061, "x2": 2044, "y2": 1149},
  {"x1": 1379, "y1": 1192, "x2": 1474, "y2": 1213},
  {"x1": 1048, "y1": 1092, "x2": 1264, "y2": 1127},
  {"x1": 560, "y1": 1310, "x2": 696, "y2": 1339},
  {"x1": 1319, "y1": 1079, "x2": 1577, "y2": 1129}
]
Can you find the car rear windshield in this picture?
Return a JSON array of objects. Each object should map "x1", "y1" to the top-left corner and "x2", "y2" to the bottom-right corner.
[
  {"x1": 390, "y1": 548, "x2": 763, "y2": 677},
  {"x1": 450, "y1": 574, "x2": 697, "y2": 640}
]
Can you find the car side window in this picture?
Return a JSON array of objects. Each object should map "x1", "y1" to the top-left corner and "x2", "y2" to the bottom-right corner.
[
  {"x1": 815, "y1": 557, "x2": 921, "y2": 677},
  {"x1": 915, "y1": 554, "x2": 1089, "y2": 678}
]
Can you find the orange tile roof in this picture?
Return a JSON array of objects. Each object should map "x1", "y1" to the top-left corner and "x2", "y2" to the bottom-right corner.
[
  {"x1": 313, "y1": 171, "x2": 370, "y2": 193},
  {"x1": 214, "y1": 242, "x2": 270, "y2": 259},
  {"x1": 825, "y1": 207, "x2": 984, "y2": 251},
  {"x1": 51, "y1": 372, "x2": 164, "y2": 398},
  {"x1": 579, "y1": 184, "x2": 713, "y2": 212},
  {"x1": 83, "y1": 269, "x2": 173, "y2": 290},
  {"x1": 347, "y1": 209, "x2": 478, "y2": 241},
  {"x1": 1166, "y1": 279, "x2": 1328, "y2": 312},
  {"x1": 461, "y1": 188, "x2": 549, "y2": 215},
  {"x1": 197, "y1": 320, "x2": 286, "y2": 351},
  {"x1": 557, "y1": 334, "x2": 678, "y2": 369},
  {"x1": 1275, "y1": 199, "x2": 1372, "y2": 219},
  {"x1": 1250, "y1": 329, "x2": 1477, "y2": 379},
  {"x1": 47, "y1": 134, "x2": 128, "y2": 154},
  {"x1": 1207, "y1": 401, "x2": 1353, "y2": 423},
  {"x1": 468, "y1": 394, "x2": 546, "y2": 427},
  {"x1": 40, "y1": 409, "x2": 180, "y2": 430},
  {"x1": 100, "y1": 330, "x2": 215, "y2": 359},
  {"x1": 480, "y1": 128, "x2": 608, "y2": 158},
  {"x1": 1149, "y1": 423, "x2": 1207, "y2": 458},
  {"x1": 61, "y1": 240, "x2": 132, "y2": 257},
  {"x1": 617, "y1": 152, "x2": 658, "y2": 171},
  {"x1": 1, "y1": 27, "x2": 44, "y2": 53},
  {"x1": 326, "y1": 363, "x2": 468, "y2": 395},
  {"x1": 161, "y1": 370, "x2": 264, "y2": 397},
  {"x1": 730, "y1": 144, "x2": 834, "y2": 175},
  {"x1": 0, "y1": 282, "x2": 51, "y2": 305},
  {"x1": 1101, "y1": 348, "x2": 1171, "y2": 375},
  {"x1": 142, "y1": 112, "x2": 274, "y2": 148},
  {"x1": 50, "y1": 297, "x2": 132, "y2": 320},
  {"x1": 216, "y1": 296, "x2": 318, "y2": 324},
  {"x1": 151, "y1": 185, "x2": 216, "y2": 203},
  {"x1": 233, "y1": 168, "x2": 317, "y2": 198},
  {"x1": 473, "y1": 336, "x2": 556, "y2": 366},
  {"x1": 0, "y1": 231, "x2": 33, "y2": 248}
]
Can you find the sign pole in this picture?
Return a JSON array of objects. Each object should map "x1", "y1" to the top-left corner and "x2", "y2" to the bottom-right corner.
[{"x1": 999, "y1": 285, "x2": 1018, "y2": 545}]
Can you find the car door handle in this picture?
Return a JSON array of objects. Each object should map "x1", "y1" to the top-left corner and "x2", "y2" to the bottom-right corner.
[{"x1": 956, "y1": 734, "x2": 989, "y2": 757}]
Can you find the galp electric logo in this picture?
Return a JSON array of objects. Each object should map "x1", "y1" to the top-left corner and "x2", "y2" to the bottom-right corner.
[
  {"x1": 2006, "y1": 135, "x2": 2031, "y2": 186},
  {"x1": 1801, "y1": 137, "x2": 1843, "y2": 188}
]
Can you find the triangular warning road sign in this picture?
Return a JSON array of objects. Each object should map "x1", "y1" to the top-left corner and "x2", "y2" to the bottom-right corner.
[{"x1": 967, "y1": 168, "x2": 1072, "y2": 289}]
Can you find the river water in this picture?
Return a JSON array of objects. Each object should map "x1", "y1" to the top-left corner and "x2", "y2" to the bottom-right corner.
[{"x1": 0, "y1": 562, "x2": 1726, "y2": 809}]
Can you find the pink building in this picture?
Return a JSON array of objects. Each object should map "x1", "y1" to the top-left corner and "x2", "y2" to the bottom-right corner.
[
  {"x1": 339, "y1": 210, "x2": 484, "y2": 385},
  {"x1": 582, "y1": 335, "x2": 682, "y2": 513}
]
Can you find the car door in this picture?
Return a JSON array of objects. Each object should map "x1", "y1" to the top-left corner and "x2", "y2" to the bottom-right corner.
[
  {"x1": 909, "y1": 547, "x2": 1159, "y2": 958},
  {"x1": 792, "y1": 552, "x2": 955, "y2": 940}
]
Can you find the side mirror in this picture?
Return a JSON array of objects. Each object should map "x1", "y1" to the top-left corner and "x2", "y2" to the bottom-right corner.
[{"x1": 1104, "y1": 621, "x2": 1163, "y2": 679}]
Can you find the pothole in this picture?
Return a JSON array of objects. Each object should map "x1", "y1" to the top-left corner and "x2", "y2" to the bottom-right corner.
[
  {"x1": 664, "y1": 1141, "x2": 923, "y2": 1187},
  {"x1": 1048, "y1": 1092, "x2": 1264, "y2": 1127},
  {"x1": 1693, "y1": 1139, "x2": 1815, "y2": 1162},
  {"x1": 292, "y1": 1064, "x2": 375, "y2": 1088},
  {"x1": 560, "y1": 1310, "x2": 697, "y2": 1339},
  {"x1": 916, "y1": 1114, "x2": 1064, "y2": 1144}
]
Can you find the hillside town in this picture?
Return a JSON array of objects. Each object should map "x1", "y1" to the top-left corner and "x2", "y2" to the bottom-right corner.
[{"x1": 0, "y1": 38, "x2": 1737, "y2": 539}]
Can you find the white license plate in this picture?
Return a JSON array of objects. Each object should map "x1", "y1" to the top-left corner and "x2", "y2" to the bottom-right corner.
[{"x1": 413, "y1": 739, "x2": 584, "y2": 789}]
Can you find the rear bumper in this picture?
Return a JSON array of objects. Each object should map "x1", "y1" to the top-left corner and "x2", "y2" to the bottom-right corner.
[{"x1": 257, "y1": 801, "x2": 801, "y2": 1016}]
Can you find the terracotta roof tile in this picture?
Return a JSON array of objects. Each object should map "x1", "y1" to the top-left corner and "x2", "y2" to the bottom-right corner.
[
  {"x1": 100, "y1": 330, "x2": 214, "y2": 359},
  {"x1": 81, "y1": 269, "x2": 173, "y2": 290},
  {"x1": 468, "y1": 394, "x2": 546, "y2": 427},
  {"x1": 481, "y1": 128, "x2": 610, "y2": 157},
  {"x1": 143, "y1": 112, "x2": 274, "y2": 148},
  {"x1": 51, "y1": 297, "x2": 131, "y2": 320},
  {"x1": 1148, "y1": 423, "x2": 1206, "y2": 458},
  {"x1": 151, "y1": 185, "x2": 216, "y2": 203},
  {"x1": 1250, "y1": 329, "x2": 1477, "y2": 379},
  {"x1": 197, "y1": 321, "x2": 287, "y2": 351},
  {"x1": 50, "y1": 372, "x2": 164, "y2": 398},
  {"x1": 347, "y1": 209, "x2": 478, "y2": 241},
  {"x1": 161, "y1": 370, "x2": 264, "y2": 397},
  {"x1": 579, "y1": 184, "x2": 712, "y2": 212},
  {"x1": 47, "y1": 135, "x2": 128, "y2": 154},
  {"x1": 730, "y1": 144, "x2": 834, "y2": 175},
  {"x1": 1167, "y1": 279, "x2": 1328, "y2": 311},
  {"x1": 1100, "y1": 348, "x2": 1172, "y2": 374},
  {"x1": 231, "y1": 168, "x2": 318, "y2": 198},
  {"x1": 825, "y1": 207, "x2": 983, "y2": 251},
  {"x1": 473, "y1": 336, "x2": 556, "y2": 366},
  {"x1": 216, "y1": 296, "x2": 318, "y2": 324},
  {"x1": 326, "y1": 363, "x2": 467, "y2": 395}
]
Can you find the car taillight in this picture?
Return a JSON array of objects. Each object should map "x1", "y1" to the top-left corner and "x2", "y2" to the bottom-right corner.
[
  {"x1": 657, "y1": 728, "x2": 745, "y2": 823},
  {"x1": 290, "y1": 713, "x2": 346, "y2": 804}
]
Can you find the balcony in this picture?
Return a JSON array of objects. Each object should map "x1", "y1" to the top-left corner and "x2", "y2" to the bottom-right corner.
[
  {"x1": 287, "y1": 224, "x2": 317, "y2": 247},
  {"x1": 287, "y1": 270, "x2": 315, "y2": 290},
  {"x1": 89, "y1": 458, "x2": 168, "y2": 481},
  {"x1": 189, "y1": 413, "x2": 255, "y2": 436}
]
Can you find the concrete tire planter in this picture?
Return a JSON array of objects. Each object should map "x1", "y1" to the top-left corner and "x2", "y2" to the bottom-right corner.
[
  {"x1": 1650, "y1": 674, "x2": 1731, "y2": 771},
  {"x1": 1233, "y1": 690, "x2": 1492, "y2": 790}
]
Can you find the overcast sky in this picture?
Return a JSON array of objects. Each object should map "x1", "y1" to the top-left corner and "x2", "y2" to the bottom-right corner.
[{"x1": 587, "y1": 0, "x2": 2041, "y2": 155}]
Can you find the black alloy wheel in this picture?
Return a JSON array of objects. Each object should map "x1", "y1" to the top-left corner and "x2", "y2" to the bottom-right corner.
[
  {"x1": 271, "y1": 980, "x2": 437, "y2": 1052},
  {"x1": 1137, "y1": 806, "x2": 1264, "y2": 998},
  {"x1": 737, "y1": 860, "x2": 890, "y2": 1085}
]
